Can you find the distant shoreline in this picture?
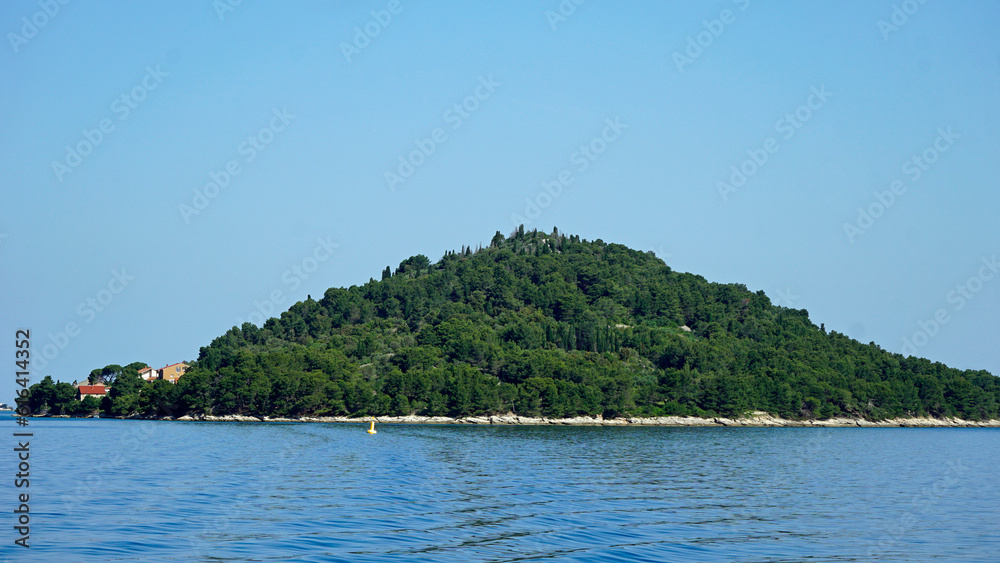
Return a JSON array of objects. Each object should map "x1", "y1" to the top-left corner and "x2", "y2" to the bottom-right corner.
[{"x1": 30, "y1": 411, "x2": 1000, "y2": 427}]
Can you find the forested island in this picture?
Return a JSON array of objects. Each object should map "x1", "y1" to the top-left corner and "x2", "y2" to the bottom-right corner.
[{"x1": 18, "y1": 228, "x2": 1000, "y2": 423}]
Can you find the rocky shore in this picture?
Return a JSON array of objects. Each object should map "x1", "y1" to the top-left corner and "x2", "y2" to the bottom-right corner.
[{"x1": 146, "y1": 410, "x2": 999, "y2": 427}]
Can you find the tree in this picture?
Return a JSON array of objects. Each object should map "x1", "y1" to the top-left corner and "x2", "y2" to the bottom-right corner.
[
  {"x1": 100, "y1": 364, "x2": 124, "y2": 385},
  {"x1": 124, "y1": 361, "x2": 148, "y2": 375},
  {"x1": 52, "y1": 382, "x2": 76, "y2": 414},
  {"x1": 144, "y1": 379, "x2": 182, "y2": 416},
  {"x1": 17, "y1": 230, "x2": 1000, "y2": 422},
  {"x1": 20, "y1": 375, "x2": 57, "y2": 414},
  {"x1": 106, "y1": 370, "x2": 145, "y2": 417},
  {"x1": 397, "y1": 254, "x2": 430, "y2": 275},
  {"x1": 80, "y1": 395, "x2": 102, "y2": 415},
  {"x1": 391, "y1": 393, "x2": 411, "y2": 416},
  {"x1": 491, "y1": 231, "x2": 504, "y2": 247}
]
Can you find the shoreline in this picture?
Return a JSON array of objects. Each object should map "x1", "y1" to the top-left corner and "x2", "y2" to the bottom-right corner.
[{"x1": 31, "y1": 411, "x2": 1000, "y2": 427}]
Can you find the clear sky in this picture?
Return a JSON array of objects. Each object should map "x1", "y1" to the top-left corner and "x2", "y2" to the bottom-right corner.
[{"x1": 2, "y1": 0, "x2": 998, "y2": 405}]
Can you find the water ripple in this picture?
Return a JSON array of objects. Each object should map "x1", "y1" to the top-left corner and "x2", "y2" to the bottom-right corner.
[{"x1": 12, "y1": 416, "x2": 1000, "y2": 562}]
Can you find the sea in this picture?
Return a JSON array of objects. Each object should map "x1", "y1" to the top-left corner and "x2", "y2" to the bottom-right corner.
[{"x1": 2, "y1": 413, "x2": 998, "y2": 562}]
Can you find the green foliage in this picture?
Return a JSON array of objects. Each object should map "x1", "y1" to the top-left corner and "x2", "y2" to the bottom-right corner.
[{"x1": 19, "y1": 229, "x2": 1000, "y2": 421}]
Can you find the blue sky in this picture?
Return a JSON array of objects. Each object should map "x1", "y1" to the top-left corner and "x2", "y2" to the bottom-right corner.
[{"x1": 2, "y1": 0, "x2": 998, "y2": 404}]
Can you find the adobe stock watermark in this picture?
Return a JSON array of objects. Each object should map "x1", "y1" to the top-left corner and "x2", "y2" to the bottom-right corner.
[
  {"x1": 843, "y1": 127, "x2": 957, "y2": 243},
  {"x1": 184, "y1": 436, "x2": 311, "y2": 559},
  {"x1": 673, "y1": 0, "x2": 751, "y2": 73},
  {"x1": 340, "y1": 0, "x2": 405, "y2": 64},
  {"x1": 179, "y1": 107, "x2": 294, "y2": 223},
  {"x1": 213, "y1": 0, "x2": 247, "y2": 22},
  {"x1": 34, "y1": 269, "x2": 136, "y2": 371},
  {"x1": 774, "y1": 287, "x2": 799, "y2": 308},
  {"x1": 7, "y1": 0, "x2": 71, "y2": 54},
  {"x1": 717, "y1": 85, "x2": 832, "y2": 202},
  {"x1": 788, "y1": 430, "x2": 833, "y2": 471},
  {"x1": 511, "y1": 117, "x2": 627, "y2": 227},
  {"x1": 384, "y1": 75, "x2": 500, "y2": 192},
  {"x1": 236, "y1": 236, "x2": 340, "y2": 327},
  {"x1": 51, "y1": 64, "x2": 169, "y2": 182},
  {"x1": 546, "y1": 0, "x2": 586, "y2": 31},
  {"x1": 867, "y1": 459, "x2": 968, "y2": 559},
  {"x1": 649, "y1": 244, "x2": 674, "y2": 260},
  {"x1": 878, "y1": 0, "x2": 930, "y2": 41},
  {"x1": 901, "y1": 254, "x2": 998, "y2": 357},
  {"x1": 60, "y1": 423, "x2": 157, "y2": 513}
]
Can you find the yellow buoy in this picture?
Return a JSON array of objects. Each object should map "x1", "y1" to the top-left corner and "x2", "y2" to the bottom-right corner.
[{"x1": 367, "y1": 418, "x2": 377, "y2": 434}]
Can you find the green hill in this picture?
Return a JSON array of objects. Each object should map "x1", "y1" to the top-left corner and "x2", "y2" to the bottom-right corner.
[{"x1": 19, "y1": 228, "x2": 1000, "y2": 420}]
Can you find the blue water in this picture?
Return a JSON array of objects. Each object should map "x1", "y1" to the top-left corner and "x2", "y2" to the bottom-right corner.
[{"x1": 3, "y1": 414, "x2": 998, "y2": 562}]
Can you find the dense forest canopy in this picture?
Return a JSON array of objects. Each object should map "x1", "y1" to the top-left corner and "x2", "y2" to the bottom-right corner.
[{"x1": 19, "y1": 228, "x2": 999, "y2": 421}]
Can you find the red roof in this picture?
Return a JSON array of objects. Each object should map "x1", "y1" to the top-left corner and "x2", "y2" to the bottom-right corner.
[{"x1": 78, "y1": 385, "x2": 106, "y2": 395}]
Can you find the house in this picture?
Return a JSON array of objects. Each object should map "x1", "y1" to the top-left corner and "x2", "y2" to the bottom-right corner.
[
  {"x1": 77, "y1": 385, "x2": 107, "y2": 401},
  {"x1": 138, "y1": 366, "x2": 157, "y2": 382},
  {"x1": 135, "y1": 362, "x2": 190, "y2": 384},
  {"x1": 157, "y1": 362, "x2": 189, "y2": 384}
]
